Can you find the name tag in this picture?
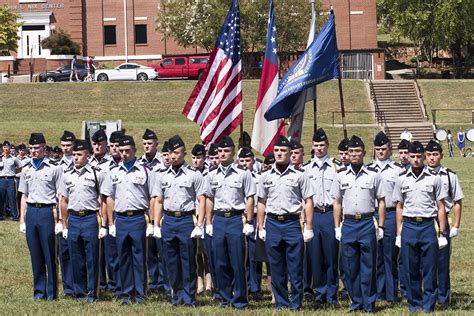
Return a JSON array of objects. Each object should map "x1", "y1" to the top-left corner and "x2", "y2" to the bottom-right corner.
[
  {"x1": 401, "y1": 186, "x2": 412, "y2": 193},
  {"x1": 341, "y1": 182, "x2": 351, "y2": 189}
]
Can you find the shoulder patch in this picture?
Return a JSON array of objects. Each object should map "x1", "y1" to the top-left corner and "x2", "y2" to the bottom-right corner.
[
  {"x1": 65, "y1": 165, "x2": 74, "y2": 173},
  {"x1": 429, "y1": 169, "x2": 438, "y2": 176},
  {"x1": 156, "y1": 168, "x2": 167, "y2": 173},
  {"x1": 236, "y1": 164, "x2": 246, "y2": 170},
  {"x1": 446, "y1": 168, "x2": 456, "y2": 175},
  {"x1": 367, "y1": 166, "x2": 378, "y2": 172},
  {"x1": 49, "y1": 160, "x2": 59, "y2": 166},
  {"x1": 294, "y1": 167, "x2": 304, "y2": 172},
  {"x1": 332, "y1": 158, "x2": 342, "y2": 166},
  {"x1": 187, "y1": 165, "x2": 197, "y2": 171},
  {"x1": 337, "y1": 167, "x2": 347, "y2": 173},
  {"x1": 393, "y1": 162, "x2": 402, "y2": 168},
  {"x1": 399, "y1": 170, "x2": 408, "y2": 176},
  {"x1": 208, "y1": 166, "x2": 218, "y2": 173}
]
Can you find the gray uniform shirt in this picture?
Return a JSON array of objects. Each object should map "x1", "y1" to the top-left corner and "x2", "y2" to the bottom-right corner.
[
  {"x1": 19, "y1": 158, "x2": 62, "y2": 204},
  {"x1": 258, "y1": 164, "x2": 314, "y2": 215},
  {"x1": 0, "y1": 155, "x2": 21, "y2": 177},
  {"x1": 154, "y1": 163, "x2": 207, "y2": 212},
  {"x1": 207, "y1": 163, "x2": 256, "y2": 211},
  {"x1": 141, "y1": 152, "x2": 162, "y2": 171},
  {"x1": 59, "y1": 155, "x2": 74, "y2": 172},
  {"x1": 60, "y1": 164, "x2": 106, "y2": 211},
  {"x1": 392, "y1": 166, "x2": 447, "y2": 218},
  {"x1": 103, "y1": 159, "x2": 154, "y2": 213},
  {"x1": 89, "y1": 153, "x2": 111, "y2": 167},
  {"x1": 331, "y1": 165, "x2": 385, "y2": 215},
  {"x1": 369, "y1": 159, "x2": 404, "y2": 209},
  {"x1": 430, "y1": 165, "x2": 463, "y2": 211},
  {"x1": 304, "y1": 156, "x2": 342, "y2": 208}
]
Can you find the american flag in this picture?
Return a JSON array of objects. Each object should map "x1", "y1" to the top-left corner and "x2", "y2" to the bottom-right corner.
[
  {"x1": 251, "y1": 0, "x2": 285, "y2": 156},
  {"x1": 182, "y1": 0, "x2": 242, "y2": 144}
]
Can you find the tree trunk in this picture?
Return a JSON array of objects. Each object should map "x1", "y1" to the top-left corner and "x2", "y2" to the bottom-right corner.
[{"x1": 451, "y1": 42, "x2": 464, "y2": 79}]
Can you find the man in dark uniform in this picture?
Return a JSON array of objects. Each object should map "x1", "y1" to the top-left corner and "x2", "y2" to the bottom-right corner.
[
  {"x1": 19, "y1": 133, "x2": 63, "y2": 301},
  {"x1": 0, "y1": 141, "x2": 22, "y2": 221}
]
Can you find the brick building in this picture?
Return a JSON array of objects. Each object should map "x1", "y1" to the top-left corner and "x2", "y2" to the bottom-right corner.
[{"x1": 0, "y1": 0, "x2": 384, "y2": 79}]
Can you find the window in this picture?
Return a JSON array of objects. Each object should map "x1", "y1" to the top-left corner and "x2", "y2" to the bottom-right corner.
[
  {"x1": 175, "y1": 58, "x2": 186, "y2": 65},
  {"x1": 162, "y1": 59, "x2": 172, "y2": 66},
  {"x1": 22, "y1": 25, "x2": 46, "y2": 31},
  {"x1": 135, "y1": 24, "x2": 147, "y2": 45},
  {"x1": 191, "y1": 58, "x2": 208, "y2": 64},
  {"x1": 104, "y1": 25, "x2": 116, "y2": 45}
]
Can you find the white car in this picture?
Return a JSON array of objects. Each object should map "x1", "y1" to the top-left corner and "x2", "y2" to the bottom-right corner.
[{"x1": 95, "y1": 63, "x2": 158, "y2": 81}]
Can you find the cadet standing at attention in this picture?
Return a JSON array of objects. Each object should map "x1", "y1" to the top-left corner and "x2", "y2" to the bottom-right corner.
[
  {"x1": 425, "y1": 140, "x2": 463, "y2": 306},
  {"x1": 57, "y1": 130, "x2": 77, "y2": 297},
  {"x1": 305, "y1": 128, "x2": 342, "y2": 306},
  {"x1": 0, "y1": 141, "x2": 22, "y2": 221},
  {"x1": 60, "y1": 140, "x2": 108, "y2": 302},
  {"x1": 332, "y1": 135, "x2": 386, "y2": 313},
  {"x1": 397, "y1": 139, "x2": 411, "y2": 170},
  {"x1": 257, "y1": 135, "x2": 314, "y2": 310},
  {"x1": 206, "y1": 136, "x2": 256, "y2": 308},
  {"x1": 393, "y1": 141, "x2": 447, "y2": 313},
  {"x1": 19, "y1": 133, "x2": 63, "y2": 301},
  {"x1": 153, "y1": 135, "x2": 207, "y2": 306},
  {"x1": 369, "y1": 132, "x2": 404, "y2": 303},
  {"x1": 89, "y1": 129, "x2": 110, "y2": 167},
  {"x1": 337, "y1": 138, "x2": 350, "y2": 166},
  {"x1": 104, "y1": 135, "x2": 155, "y2": 304}
]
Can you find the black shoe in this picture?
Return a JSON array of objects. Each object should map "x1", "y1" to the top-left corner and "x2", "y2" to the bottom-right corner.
[{"x1": 249, "y1": 291, "x2": 263, "y2": 301}]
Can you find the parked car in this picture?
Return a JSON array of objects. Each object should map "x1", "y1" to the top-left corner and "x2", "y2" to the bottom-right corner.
[
  {"x1": 151, "y1": 55, "x2": 209, "y2": 79},
  {"x1": 39, "y1": 64, "x2": 87, "y2": 82},
  {"x1": 95, "y1": 63, "x2": 157, "y2": 81}
]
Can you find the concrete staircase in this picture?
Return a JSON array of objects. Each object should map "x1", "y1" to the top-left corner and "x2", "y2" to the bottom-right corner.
[{"x1": 370, "y1": 80, "x2": 434, "y2": 145}]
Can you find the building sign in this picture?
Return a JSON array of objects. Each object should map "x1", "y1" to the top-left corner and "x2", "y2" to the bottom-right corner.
[{"x1": 9, "y1": 3, "x2": 65, "y2": 10}]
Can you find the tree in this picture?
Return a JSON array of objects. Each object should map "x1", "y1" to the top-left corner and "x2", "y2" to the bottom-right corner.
[
  {"x1": 41, "y1": 29, "x2": 81, "y2": 55},
  {"x1": 156, "y1": 0, "x2": 318, "y2": 53},
  {"x1": 378, "y1": 0, "x2": 473, "y2": 78},
  {"x1": 0, "y1": 5, "x2": 22, "y2": 55}
]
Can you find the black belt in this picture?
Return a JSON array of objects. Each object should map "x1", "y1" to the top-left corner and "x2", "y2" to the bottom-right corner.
[
  {"x1": 314, "y1": 205, "x2": 333, "y2": 213},
  {"x1": 116, "y1": 210, "x2": 145, "y2": 217},
  {"x1": 69, "y1": 209, "x2": 98, "y2": 217},
  {"x1": 164, "y1": 210, "x2": 194, "y2": 218},
  {"x1": 386, "y1": 207, "x2": 396, "y2": 212},
  {"x1": 403, "y1": 216, "x2": 436, "y2": 224},
  {"x1": 344, "y1": 212, "x2": 374, "y2": 220},
  {"x1": 27, "y1": 202, "x2": 55, "y2": 208},
  {"x1": 267, "y1": 213, "x2": 300, "y2": 222},
  {"x1": 214, "y1": 209, "x2": 244, "y2": 218},
  {"x1": 0, "y1": 176, "x2": 15, "y2": 179}
]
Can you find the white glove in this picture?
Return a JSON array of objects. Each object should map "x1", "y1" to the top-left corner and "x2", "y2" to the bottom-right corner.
[
  {"x1": 395, "y1": 235, "x2": 401, "y2": 248},
  {"x1": 153, "y1": 226, "x2": 162, "y2": 239},
  {"x1": 377, "y1": 227, "x2": 384, "y2": 241},
  {"x1": 191, "y1": 225, "x2": 204, "y2": 239},
  {"x1": 206, "y1": 224, "x2": 213, "y2": 237},
  {"x1": 303, "y1": 228, "x2": 314, "y2": 242},
  {"x1": 109, "y1": 225, "x2": 116, "y2": 237},
  {"x1": 243, "y1": 223, "x2": 255, "y2": 236},
  {"x1": 55, "y1": 222, "x2": 63, "y2": 235},
  {"x1": 258, "y1": 229, "x2": 266, "y2": 242},
  {"x1": 438, "y1": 236, "x2": 448, "y2": 249},
  {"x1": 62, "y1": 229, "x2": 68, "y2": 240},
  {"x1": 19, "y1": 223, "x2": 26, "y2": 234},
  {"x1": 146, "y1": 224, "x2": 154, "y2": 237},
  {"x1": 335, "y1": 227, "x2": 342, "y2": 241},
  {"x1": 449, "y1": 227, "x2": 459, "y2": 238},
  {"x1": 99, "y1": 227, "x2": 108, "y2": 239}
]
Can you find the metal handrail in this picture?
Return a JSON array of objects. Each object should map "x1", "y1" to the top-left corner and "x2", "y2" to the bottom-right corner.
[
  {"x1": 368, "y1": 79, "x2": 387, "y2": 127},
  {"x1": 412, "y1": 70, "x2": 429, "y2": 120}
]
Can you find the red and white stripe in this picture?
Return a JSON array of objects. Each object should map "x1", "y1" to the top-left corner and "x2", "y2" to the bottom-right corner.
[{"x1": 182, "y1": 48, "x2": 242, "y2": 144}]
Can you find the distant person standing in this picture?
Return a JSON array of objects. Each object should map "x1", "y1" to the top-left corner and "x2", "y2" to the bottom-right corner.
[
  {"x1": 86, "y1": 56, "x2": 96, "y2": 81},
  {"x1": 457, "y1": 128, "x2": 465, "y2": 157},
  {"x1": 400, "y1": 128, "x2": 413, "y2": 142},
  {"x1": 70, "y1": 55, "x2": 79, "y2": 82},
  {"x1": 446, "y1": 130, "x2": 454, "y2": 158}
]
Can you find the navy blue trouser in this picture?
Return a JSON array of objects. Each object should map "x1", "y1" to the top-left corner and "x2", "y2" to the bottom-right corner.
[
  {"x1": 104, "y1": 233, "x2": 120, "y2": 296},
  {"x1": 148, "y1": 236, "x2": 171, "y2": 294},
  {"x1": 0, "y1": 178, "x2": 18, "y2": 219},
  {"x1": 25, "y1": 205, "x2": 58, "y2": 300},
  {"x1": 67, "y1": 213, "x2": 100, "y2": 299},
  {"x1": 162, "y1": 214, "x2": 197, "y2": 305},
  {"x1": 401, "y1": 219, "x2": 438, "y2": 313},
  {"x1": 115, "y1": 214, "x2": 147, "y2": 299},
  {"x1": 437, "y1": 214, "x2": 451, "y2": 305},
  {"x1": 246, "y1": 222, "x2": 262, "y2": 294},
  {"x1": 303, "y1": 241, "x2": 313, "y2": 296},
  {"x1": 375, "y1": 209, "x2": 399, "y2": 302},
  {"x1": 266, "y1": 217, "x2": 304, "y2": 310},
  {"x1": 341, "y1": 217, "x2": 377, "y2": 312},
  {"x1": 311, "y1": 210, "x2": 339, "y2": 303},
  {"x1": 204, "y1": 228, "x2": 219, "y2": 297},
  {"x1": 59, "y1": 229, "x2": 74, "y2": 296},
  {"x1": 99, "y1": 240, "x2": 107, "y2": 289},
  {"x1": 213, "y1": 214, "x2": 247, "y2": 308}
]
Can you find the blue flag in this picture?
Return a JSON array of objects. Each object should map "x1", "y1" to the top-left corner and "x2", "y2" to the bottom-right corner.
[{"x1": 264, "y1": 12, "x2": 340, "y2": 121}]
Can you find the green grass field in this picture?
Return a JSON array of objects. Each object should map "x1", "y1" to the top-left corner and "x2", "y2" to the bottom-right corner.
[{"x1": 0, "y1": 80, "x2": 473, "y2": 314}]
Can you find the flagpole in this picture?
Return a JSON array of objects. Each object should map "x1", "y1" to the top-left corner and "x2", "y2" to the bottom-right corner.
[
  {"x1": 310, "y1": 0, "x2": 318, "y2": 133},
  {"x1": 330, "y1": 3, "x2": 348, "y2": 138}
]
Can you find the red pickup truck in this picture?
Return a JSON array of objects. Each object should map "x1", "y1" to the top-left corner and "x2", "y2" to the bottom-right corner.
[{"x1": 152, "y1": 55, "x2": 209, "y2": 79}]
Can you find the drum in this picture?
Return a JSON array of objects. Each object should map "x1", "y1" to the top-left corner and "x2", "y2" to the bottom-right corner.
[
  {"x1": 435, "y1": 128, "x2": 447, "y2": 141},
  {"x1": 466, "y1": 128, "x2": 474, "y2": 142}
]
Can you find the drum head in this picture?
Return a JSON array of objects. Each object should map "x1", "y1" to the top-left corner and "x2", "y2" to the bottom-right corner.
[
  {"x1": 435, "y1": 129, "x2": 447, "y2": 141},
  {"x1": 467, "y1": 128, "x2": 474, "y2": 142}
]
